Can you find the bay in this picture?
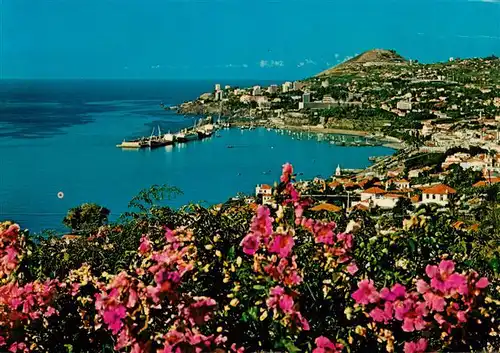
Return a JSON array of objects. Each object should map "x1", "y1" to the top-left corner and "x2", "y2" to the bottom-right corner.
[{"x1": 0, "y1": 80, "x2": 394, "y2": 232}]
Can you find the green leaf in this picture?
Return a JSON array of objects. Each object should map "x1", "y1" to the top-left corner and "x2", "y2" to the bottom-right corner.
[
  {"x1": 281, "y1": 339, "x2": 301, "y2": 353},
  {"x1": 253, "y1": 285, "x2": 266, "y2": 290},
  {"x1": 408, "y1": 238, "x2": 416, "y2": 253},
  {"x1": 227, "y1": 246, "x2": 236, "y2": 261}
]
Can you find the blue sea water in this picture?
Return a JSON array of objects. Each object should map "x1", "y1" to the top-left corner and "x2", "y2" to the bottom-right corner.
[{"x1": 0, "y1": 80, "x2": 394, "y2": 233}]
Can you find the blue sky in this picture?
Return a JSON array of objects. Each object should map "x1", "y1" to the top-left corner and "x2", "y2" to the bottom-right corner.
[{"x1": 1, "y1": 0, "x2": 499, "y2": 80}]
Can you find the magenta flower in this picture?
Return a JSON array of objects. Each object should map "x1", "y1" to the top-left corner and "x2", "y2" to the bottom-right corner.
[
  {"x1": 269, "y1": 233, "x2": 295, "y2": 258},
  {"x1": 352, "y1": 279, "x2": 380, "y2": 305},
  {"x1": 278, "y1": 294, "x2": 294, "y2": 314},
  {"x1": 476, "y1": 277, "x2": 489, "y2": 289},
  {"x1": 369, "y1": 301, "x2": 393, "y2": 324},
  {"x1": 313, "y1": 336, "x2": 343, "y2": 353},
  {"x1": 426, "y1": 260, "x2": 464, "y2": 293},
  {"x1": 138, "y1": 235, "x2": 152, "y2": 254},
  {"x1": 103, "y1": 305, "x2": 127, "y2": 334},
  {"x1": 240, "y1": 233, "x2": 260, "y2": 255},
  {"x1": 380, "y1": 283, "x2": 407, "y2": 301},
  {"x1": 394, "y1": 299, "x2": 428, "y2": 332},
  {"x1": 404, "y1": 338, "x2": 428, "y2": 353}
]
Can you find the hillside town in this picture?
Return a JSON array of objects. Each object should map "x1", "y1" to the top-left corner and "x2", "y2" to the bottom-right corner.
[{"x1": 177, "y1": 50, "x2": 500, "y2": 153}]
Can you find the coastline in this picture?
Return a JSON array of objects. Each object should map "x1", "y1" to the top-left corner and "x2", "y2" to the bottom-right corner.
[{"x1": 228, "y1": 121, "x2": 405, "y2": 150}]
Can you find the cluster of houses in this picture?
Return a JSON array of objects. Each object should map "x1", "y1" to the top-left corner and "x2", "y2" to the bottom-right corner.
[{"x1": 250, "y1": 156, "x2": 500, "y2": 214}]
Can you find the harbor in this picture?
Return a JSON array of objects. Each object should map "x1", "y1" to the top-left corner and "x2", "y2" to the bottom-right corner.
[
  {"x1": 116, "y1": 116, "x2": 230, "y2": 149},
  {"x1": 117, "y1": 118, "x2": 393, "y2": 150}
]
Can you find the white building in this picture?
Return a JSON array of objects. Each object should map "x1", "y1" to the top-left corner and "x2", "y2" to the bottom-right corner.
[
  {"x1": 357, "y1": 187, "x2": 402, "y2": 209},
  {"x1": 255, "y1": 184, "x2": 273, "y2": 205},
  {"x1": 215, "y1": 84, "x2": 221, "y2": 91},
  {"x1": 214, "y1": 90, "x2": 223, "y2": 101},
  {"x1": 268, "y1": 85, "x2": 278, "y2": 94},
  {"x1": 282, "y1": 81, "x2": 293, "y2": 93},
  {"x1": 335, "y1": 164, "x2": 342, "y2": 176},
  {"x1": 421, "y1": 184, "x2": 456, "y2": 206},
  {"x1": 394, "y1": 179, "x2": 410, "y2": 189},
  {"x1": 252, "y1": 86, "x2": 262, "y2": 96},
  {"x1": 397, "y1": 100, "x2": 412, "y2": 111},
  {"x1": 224, "y1": 85, "x2": 231, "y2": 90},
  {"x1": 360, "y1": 187, "x2": 386, "y2": 202},
  {"x1": 321, "y1": 80, "x2": 330, "y2": 88}
]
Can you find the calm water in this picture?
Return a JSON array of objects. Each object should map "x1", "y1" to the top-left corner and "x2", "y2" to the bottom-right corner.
[{"x1": 0, "y1": 80, "x2": 394, "y2": 233}]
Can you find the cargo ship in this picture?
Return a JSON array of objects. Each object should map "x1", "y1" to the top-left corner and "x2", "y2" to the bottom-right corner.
[{"x1": 175, "y1": 128, "x2": 198, "y2": 143}]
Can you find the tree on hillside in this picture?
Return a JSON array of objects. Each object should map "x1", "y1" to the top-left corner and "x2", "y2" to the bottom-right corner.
[{"x1": 62, "y1": 203, "x2": 110, "y2": 235}]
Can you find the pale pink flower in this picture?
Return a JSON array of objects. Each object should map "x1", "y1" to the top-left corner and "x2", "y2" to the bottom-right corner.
[
  {"x1": 281, "y1": 163, "x2": 293, "y2": 183},
  {"x1": 346, "y1": 262, "x2": 358, "y2": 275},
  {"x1": 423, "y1": 292, "x2": 445, "y2": 312}
]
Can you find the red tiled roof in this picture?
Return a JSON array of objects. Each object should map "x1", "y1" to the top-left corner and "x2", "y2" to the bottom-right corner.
[
  {"x1": 473, "y1": 177, "x2": 500, "y2": 187},
  {"x1": 384, "y1": 193, "x2": 404, "y2": 199},
  {"x1": 422, "y1": 184, "x2": 456, "y2": 195},
  {"x1": 354, "y1": 203, "x2": 369, "y2": 211},
  {"x1": 62, "y1": 235, "x2": 80, "y2": 240},
  {"x1": 411, "y1": 195, "x2": 420, "y2": 203},
  {"x1": 395, "y1": 179, "x2": 409, "y2": 183},
  {"x1": 260, "y1": 184, "x2": 272, "y2": 190},
  {"x1": 310, "y1": 203, "x2": 342, "y2": 212},
  {"x1": 362, "y1": 187, "x2": 386, "y2": 194}
]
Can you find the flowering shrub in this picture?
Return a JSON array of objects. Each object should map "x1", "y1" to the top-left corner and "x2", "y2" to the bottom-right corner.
[{"x1": 1, "y1": 164, "x2": 499, "y2": 352}]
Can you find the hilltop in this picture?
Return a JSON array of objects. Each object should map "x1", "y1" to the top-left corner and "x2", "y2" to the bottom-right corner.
[{"x1": 316, "y1": 49, "x2": 408, "y2": 76}]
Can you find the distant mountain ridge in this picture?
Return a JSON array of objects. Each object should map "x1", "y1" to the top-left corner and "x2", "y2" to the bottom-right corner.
[{"x1": 316, "y1": 49, "x2": 408, "y2": 76}]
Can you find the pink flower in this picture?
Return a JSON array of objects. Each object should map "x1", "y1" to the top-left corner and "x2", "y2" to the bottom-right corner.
[
  {"x1": 269, "y1": 234, "x2": 295, "y2": 258},
  {"x1": 186, "y1": 297, "x2": 217, "y2": 326},
  {"x1": 352, "y1": 279, "x2": 380, "y2": 305},
  {"x1": 138, "y1": 235, "x2": 152, "y2": 254},
  {"x1": 281, "y1": 163, "x2": 293, "y2": 183},
  {"x1": 278, "y1": 295, "x2": 294, "y2": 314},
  {"x1": 369, "y1": 301, "x2": 393, "y2": 324},
  {"x1": 404, "y1": 338, "x2": 428, "y2": 353},
  {"x1": 252, "y1": 206, "x2": 274, "y2": 237},
  {"x1": 313, "y1": 336, "x2": 343, "y2": 353},
  {"x1": 240, "y1": 233, "x2": 260, "y2": 255},
  {"x1": 416, "y1": 279, "x2": 430, "y2": 294},
  {"x1": 295, "y1": 311, "x2": 310, "y2": 331},
  {"x1": 347, "y1": 262, "x2": 358, "y2": 275},
  {"x1": 426, "y1": 260, "x2": 465, "y2": 294},
  {"x1": 380, "y1": 284, "x2": 407, "y2": 301},
  {"x1": 103, "y1": 305, "x2": 127, "y2": 334},
  {"x1": 231, "y1": 343, "x2": 245, "y2": 353},
  {"x1": 457, "y1": 310, "x2": 467, "y2": 322},
  {"x1": 423, "y1": 292, "x2": 445, "y2": 312},
  {"x1": 394, "y1": 299, "x2": 428, "y2": 332},
  {"x1": 475, "y1": 277, "x2": 489, "y2": 289}
]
